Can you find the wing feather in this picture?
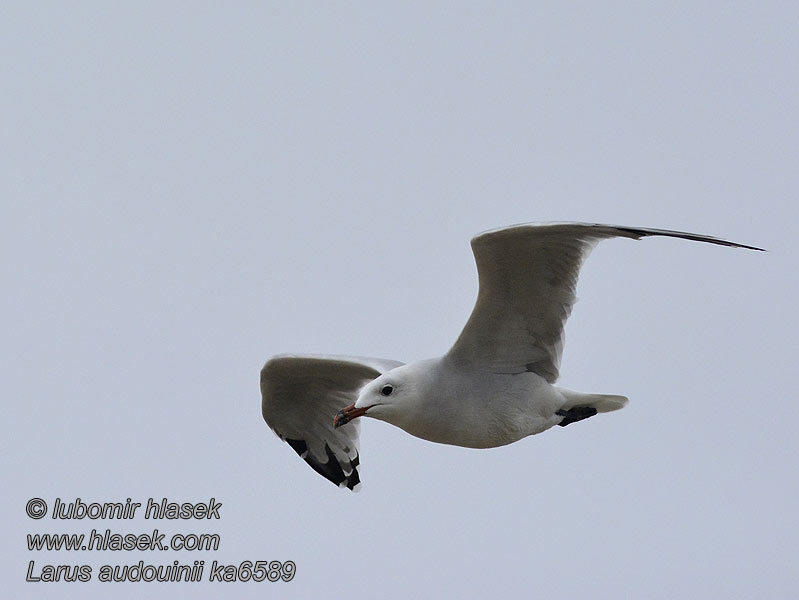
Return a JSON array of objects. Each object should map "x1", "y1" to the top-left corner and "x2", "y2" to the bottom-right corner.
[
  {"x1": 446, "y1": 222, "x2": 762, "y2": 382},
  {"x1": 261, "y1": 354, "x2": 403, "y2": 490}
]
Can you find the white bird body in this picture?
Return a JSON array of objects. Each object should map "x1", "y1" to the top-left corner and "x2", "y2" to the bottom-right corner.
[
  {"x1": 354, "y1": 358, "x2": 574, "y2": 449},
  {"x1": 260, "y1": 222, "x2": 762, "y2": 490}
]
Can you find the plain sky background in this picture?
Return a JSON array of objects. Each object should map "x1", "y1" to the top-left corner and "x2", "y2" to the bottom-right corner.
[{"x1": 2, "y1": 2, "x2": 797, "y2": 598}]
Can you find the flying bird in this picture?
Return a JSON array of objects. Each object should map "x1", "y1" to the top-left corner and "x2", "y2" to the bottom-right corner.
[{"x1": 260, "y1": 222, "x2": 763, "y2": 490}]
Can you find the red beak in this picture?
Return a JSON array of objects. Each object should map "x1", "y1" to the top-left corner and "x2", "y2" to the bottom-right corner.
[{"x1": 334, "y1": 403, "x2": 370, "y2": 428}]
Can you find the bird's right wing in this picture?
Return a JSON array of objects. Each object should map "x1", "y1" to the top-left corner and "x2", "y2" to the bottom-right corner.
[
  {"x1": 261, "y1": 354, "x2": 404, "y2": 491},
  {"x1": 446, "y1": 222, "x2": 763, "y2": 383}
]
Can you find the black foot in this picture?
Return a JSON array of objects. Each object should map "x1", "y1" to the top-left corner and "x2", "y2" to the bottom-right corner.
[{"x1": 556, "y1": 406, "x2": 598, "y2": 427}]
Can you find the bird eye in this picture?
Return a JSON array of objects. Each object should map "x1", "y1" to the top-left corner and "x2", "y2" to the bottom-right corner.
[{"x1": 381, "y1": 385, "x2": 393, "y2": 396}]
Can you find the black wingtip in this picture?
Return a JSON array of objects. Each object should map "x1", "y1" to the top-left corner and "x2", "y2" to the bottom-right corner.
[
  {"x1": 285, "y1": 439, "x2": 361, "y2": 491},
  {"x1": 615, "y1": 226, "x2": 766, "y2": 252}
]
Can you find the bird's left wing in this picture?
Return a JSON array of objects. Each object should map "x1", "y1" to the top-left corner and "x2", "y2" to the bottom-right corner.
[{"x1": 261, "y1": 354, "x2": 404, "y2": 491}]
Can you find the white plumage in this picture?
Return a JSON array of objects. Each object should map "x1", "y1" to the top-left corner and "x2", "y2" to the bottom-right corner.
[{"x1": 261, "y1": 222, "x2": 763, "y2": 490}]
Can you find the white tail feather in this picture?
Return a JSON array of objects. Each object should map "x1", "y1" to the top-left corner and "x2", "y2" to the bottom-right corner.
[{"x1": 557, "y1": 388, "x2": 629, "y2": 413}]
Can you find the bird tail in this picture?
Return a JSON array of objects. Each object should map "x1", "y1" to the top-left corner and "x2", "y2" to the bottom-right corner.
[{"x1": 557, "y1": 388, "x2": 629, "y2": 413}]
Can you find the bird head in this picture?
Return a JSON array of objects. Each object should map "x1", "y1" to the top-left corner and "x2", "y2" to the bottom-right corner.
[{"x1": 334, "y1": 364, "x2": 423, "y2": 429}]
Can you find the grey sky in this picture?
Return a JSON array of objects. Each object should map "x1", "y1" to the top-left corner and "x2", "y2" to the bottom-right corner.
[{"x1": 3, "y1": 2, "x2": 797, "y2": 598}]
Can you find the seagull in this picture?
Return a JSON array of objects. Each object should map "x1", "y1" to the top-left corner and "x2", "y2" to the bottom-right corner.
[{"x1": 260, "y1": 222, "x2": 763, "y2": 490}]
